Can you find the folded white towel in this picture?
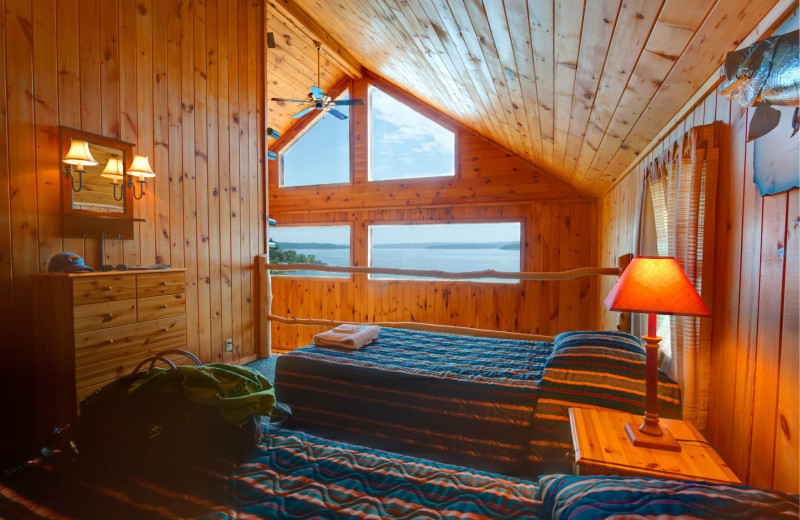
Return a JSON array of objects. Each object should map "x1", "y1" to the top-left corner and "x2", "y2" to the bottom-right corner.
[
  {"x1": 331, "y1": 324, "x2": 361, "y2": 334},
  {"x1": 313, "y1": 325, "x2": 380, "y2": 350}
]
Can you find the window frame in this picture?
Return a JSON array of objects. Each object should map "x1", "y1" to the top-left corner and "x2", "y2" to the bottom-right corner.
[
  {"x1": 367, "y1": 84, "x2": 459, "y2": 184},
  {"x1": 365, "y1": 219, "x2": 525, "y2": 284},
  {"x1": 268, "y1": 222, "x2": 354, "y2": 280},
  {"x1": 277, "y1": 87, "x2": 354, "y2": 189}
]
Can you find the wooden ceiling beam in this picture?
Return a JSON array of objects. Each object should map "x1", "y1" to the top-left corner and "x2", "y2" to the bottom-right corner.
[{"x1": 268, "y1": 0, "x2": 363, "y2": 79}]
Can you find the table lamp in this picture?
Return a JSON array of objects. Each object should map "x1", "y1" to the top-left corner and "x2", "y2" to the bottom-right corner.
[{"x1": 604, "y1": 256, "x2": 710, "y2": 451}]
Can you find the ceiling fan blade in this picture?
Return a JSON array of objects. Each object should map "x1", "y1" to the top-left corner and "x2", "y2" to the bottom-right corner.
[
  {"x1": 328, "y1": 108, "x2": 348, "y2": 120},
  {"x1": 310, "y1": 86, "x2": 324, "y2": 100},
  {"x1": 270, "y1": 97, "x2": 310, "y2": 104},
  {"x1": 332, "y1": 99, "x2": 365, "y2": 106},
  {"x1": 292, "y1": 106, "x2": 315, "y2": 118}
]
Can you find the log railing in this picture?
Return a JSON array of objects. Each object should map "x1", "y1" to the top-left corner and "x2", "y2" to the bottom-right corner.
[{"x1": 257, "y1": 256, "x2": 629, "y2": 356}]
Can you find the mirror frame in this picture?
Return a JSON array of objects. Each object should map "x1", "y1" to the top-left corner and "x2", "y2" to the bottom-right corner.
[{"x1": 59, "y1": 126, "x2": 138, "y2": 239}]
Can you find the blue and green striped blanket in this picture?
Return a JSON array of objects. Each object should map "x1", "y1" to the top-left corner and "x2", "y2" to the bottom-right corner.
[
  {"x1": 4, "y1": 428, "x2": 794, "y2": 519},
  {"x1": 539, "y1": 474, "x2": 798, "y2": 519},
  {"x1": 276, "y1": 328, "x2": 682, "y2": 470},
  {"x1": 275, "y1": 327, "x2": 553, "y2": 473},
  {"x1": 528, "y1": 330, "x2": 682, "y2": 462},
  {"x1": 0, "y1": 426, "x2": 545, "y2": 519}
]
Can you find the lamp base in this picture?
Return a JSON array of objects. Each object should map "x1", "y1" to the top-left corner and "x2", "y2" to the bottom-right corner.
[{"x1": 625, "y1": 422, "x2": 681, "y2": 452}]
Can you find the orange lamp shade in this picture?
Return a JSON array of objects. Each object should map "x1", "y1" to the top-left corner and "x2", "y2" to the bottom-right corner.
[{"x1": 604, "y1": 256, "x2": 711, "y2": 317}]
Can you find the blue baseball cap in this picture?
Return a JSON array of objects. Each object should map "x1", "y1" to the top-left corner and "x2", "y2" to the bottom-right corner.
[{"x1": 47, "y1": 252, "x2": 94, "y2": 273}]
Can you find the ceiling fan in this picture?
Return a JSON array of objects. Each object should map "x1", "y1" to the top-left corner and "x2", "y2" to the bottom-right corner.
[{"x1": 270, "y1": 41, "x2": 364, "y2": 120}]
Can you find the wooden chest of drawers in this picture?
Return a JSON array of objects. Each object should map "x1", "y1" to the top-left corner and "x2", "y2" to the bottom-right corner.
[{"x1": 33, "y1": 269, "x2": 186, "y2": 437}]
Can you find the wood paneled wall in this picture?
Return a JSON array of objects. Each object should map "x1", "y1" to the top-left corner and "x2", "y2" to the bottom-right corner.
[
  {"x1": 270, "y1": 202, "x2": 596, "y2": 352},
  {"x1": 268, "y1": 74, "x2": 597, "y2": 352},
  {"x1": 0, "y1": 0, "x2": 265, "y2": 456},
  {"x1": 597, "y1": 89, "x2": 799, "y2": 493}
]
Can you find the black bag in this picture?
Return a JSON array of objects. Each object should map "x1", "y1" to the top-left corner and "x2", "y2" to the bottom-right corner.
[{"x1": 57, "y1": 350, "x2": 266, "y2": 477}]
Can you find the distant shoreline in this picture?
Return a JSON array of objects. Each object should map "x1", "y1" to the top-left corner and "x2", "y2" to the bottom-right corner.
[{"x1": 276, "y1": 241, "x2": 520, "y2": 250}]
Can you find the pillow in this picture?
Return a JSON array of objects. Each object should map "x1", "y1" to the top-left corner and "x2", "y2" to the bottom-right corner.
[
  {"x1": 526, "y1": 331, "x2": 681, "y2": 464},
  {"x1": 543, "y1": 330, "x2": 681, "y2": 418},
  {"x1": 551, "y1": 330, "x2": 647, "y2": 357},
  {"x1": 538, "y1": 474, "x2": 800, "y2": 520}
]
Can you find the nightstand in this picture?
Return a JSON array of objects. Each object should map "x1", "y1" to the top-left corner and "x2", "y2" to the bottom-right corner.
[{"x1": 569, "y1": 407, "x2": 740, "y2": 484}]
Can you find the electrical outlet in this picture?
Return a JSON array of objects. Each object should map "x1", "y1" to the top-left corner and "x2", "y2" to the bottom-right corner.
[{"x1": 225, "y1": 338, "x2": 233, "y2": 352}]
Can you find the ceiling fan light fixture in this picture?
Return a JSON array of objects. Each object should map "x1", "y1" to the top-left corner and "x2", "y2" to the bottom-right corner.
[{"x1": 269, "y1": 38, "x2": 365, "y2": 120}]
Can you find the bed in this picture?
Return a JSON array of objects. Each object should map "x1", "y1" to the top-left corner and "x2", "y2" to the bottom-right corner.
[
  {"x1": 1, "y1": 424, "x2": 544, "y2": 519},
  {"x1": 3, "y1": 426, "x2": 796, "y2": 520},
  {"x1": 274, "y1": 328, "x2": 682, "y2": 473}
]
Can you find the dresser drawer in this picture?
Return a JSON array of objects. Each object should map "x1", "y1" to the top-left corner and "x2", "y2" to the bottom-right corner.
[
  {"x1": 74, "y1": 315, "x2": 187, "y2": 389},
  {"x1": 73, "y1": 276, "x2": 137, "y2": 305},
  {"x1": 74, "y1": 299, "x2": 137, "y2": 332},
  {"x1": 137, "y1": 272, "x2": 185, "y2": 297},
  {"x1": 138, "y1": 293, "x2": 186, "y2": 321}
]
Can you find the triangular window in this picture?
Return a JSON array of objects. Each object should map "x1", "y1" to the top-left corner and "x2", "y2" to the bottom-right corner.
[
  {"x1": 281, "y1": 90, "x2": 351, "y2": 187},
  {"x1": 369, "y1": 86, "x2": 455, "y2": 181}
]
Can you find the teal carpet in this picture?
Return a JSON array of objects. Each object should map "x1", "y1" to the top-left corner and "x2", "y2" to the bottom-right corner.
[{"x1": 244, "y1": 356, "x2": 278, "y2": 385}]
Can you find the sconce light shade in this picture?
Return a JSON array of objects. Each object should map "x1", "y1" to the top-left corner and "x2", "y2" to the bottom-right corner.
[
  {"x1": 127, "y1": 155, "x2": 156, "y2": 178},
  {"x1": 63, "y1": 140, "x2": 98, "y2": 167},
  {"x1": 101, "y1": 157, "x2": 125, "y2": 182}
]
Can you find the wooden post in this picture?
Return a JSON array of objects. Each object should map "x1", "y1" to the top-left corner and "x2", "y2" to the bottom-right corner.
[
  {"x1": 616, "y1": 253, "x2": 634, "y2": 333},
  {"x1": 257, "y1": 254, "x2": 272, "y2": 357},
  {"x1": 266, "y1": 269, "x2": 273, "y2": 357}
]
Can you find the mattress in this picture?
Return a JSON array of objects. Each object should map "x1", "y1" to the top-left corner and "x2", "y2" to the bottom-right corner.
[
  {"x1": 275, "y1": 327, "x2": 554, "y2": 473},
  {"x1": 275, "y1": 329, "x2": 683, "y2": 472},
  {"x1": 0, "y1": 425, "x2": 545, "y2": 520}
]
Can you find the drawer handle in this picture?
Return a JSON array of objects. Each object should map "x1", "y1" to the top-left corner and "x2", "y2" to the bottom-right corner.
[
  {"x1": 102, "y1": 312, "x2": 115, "y2": 322},
  {"x1": 103, "y1": 286, "x2": 112, "y2": 291},
  {"x1": 105, "y1": 338, "x2": 115, "y2": 345},
  {"x1": 161, "y1": 327, "x2": 169, "y2": 333},
  {"x1": 160, "y1": 281, "x2": 168, "y2": 286},
  {"x1": 161, "y1": 304, "x2": 168, "y2": 309}
]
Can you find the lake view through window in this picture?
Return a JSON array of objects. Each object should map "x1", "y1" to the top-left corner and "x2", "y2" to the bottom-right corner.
[
  {"x1": 269, "y1": 226, "x2": 350, "y2": 277},
  {"x1": 369, "y1": 222, "x2": 521, "y2": 281}
]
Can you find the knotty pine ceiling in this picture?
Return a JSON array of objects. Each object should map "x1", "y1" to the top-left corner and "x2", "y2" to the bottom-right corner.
[
  {"x1": 268, "y1": 0, "x2": 780, "y2": 197},
  {"x1": 266, "y1": 4, "x2": 352, "y2": 142}
]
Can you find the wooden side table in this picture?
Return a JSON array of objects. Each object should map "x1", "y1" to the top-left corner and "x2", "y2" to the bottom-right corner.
[{"x1": 569, "y1": 407, "x2": 740, "y2": 484}]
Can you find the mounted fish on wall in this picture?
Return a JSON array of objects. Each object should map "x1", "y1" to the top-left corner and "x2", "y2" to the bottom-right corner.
[{"x1": 720, "y1": 16, "x2": 799, "y2": 196}]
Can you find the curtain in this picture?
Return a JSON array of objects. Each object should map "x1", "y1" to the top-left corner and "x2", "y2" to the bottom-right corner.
[{"x1": 639, "y1": 124, "x2": 719, "y2": 428}]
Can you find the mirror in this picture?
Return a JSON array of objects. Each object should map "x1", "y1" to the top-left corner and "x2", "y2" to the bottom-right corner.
[
  {"x1": 59, "y1": 126, "x2": 139, "y2": 239},
  {"x1": 71, "y1": 143, "x2": 126, "y2": 213}
]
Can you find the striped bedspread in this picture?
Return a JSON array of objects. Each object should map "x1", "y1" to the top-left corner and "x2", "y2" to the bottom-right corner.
[
  {"x1": 276, "y1": 329, "x2": 683, "y2": 470},
  {"x1": 538, "y1": 474, "x2": 799, "y2": 520},
  {"x1": 528, "y1": 331, "x2": 682, "y2": 462},
  {"x1": 275, "y1": 327, "x2": 554, "y2": 473},
  {"x1": 0, "y1": 426, "x2": 545, "y2": 519}
]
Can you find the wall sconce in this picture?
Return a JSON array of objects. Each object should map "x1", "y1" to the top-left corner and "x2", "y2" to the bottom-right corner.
[
  {"x1": 126, "y1": 155, "x2": 155, "y2": 200},
  {"x1": 101, "y1": 157, "x2": 126, "y2": 201},
  {"x1": 62, "y1": 140, "x2": 98, "y2": 192}
]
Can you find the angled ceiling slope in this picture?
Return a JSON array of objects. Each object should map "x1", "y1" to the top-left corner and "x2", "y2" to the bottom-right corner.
[
  {"x1": 266, "y1": 2, "x2": 360, "y2": 142},
  {"x1": 271, "y1": 0, "x2": 779, "y2": 198}
]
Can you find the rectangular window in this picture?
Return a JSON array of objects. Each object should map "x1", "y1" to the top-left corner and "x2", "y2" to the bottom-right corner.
[
  {"x1": 368, "y1": 222, "x2": 521, "y2": 282},
  {"x1": 369, "y1": 86, "x2": 456, "y2": 181},
  {"x1": 269, "y1": 225, "x2": 350, "y2": 277}
]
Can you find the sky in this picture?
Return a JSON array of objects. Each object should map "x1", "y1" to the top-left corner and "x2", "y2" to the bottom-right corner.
[
  {"x1": 280, "y1": 86, "x2": 455, "y2": 186},
  {"x1": 282, "y1": 93, "x2": 350, "y2": 187},
  {"x1": 270, "y1": 222, "x2": 520, "y2": 245},
  {"x1": 271, "y1": 225, "x2": 350, "y2": 244},
  {"x1": 370, "y1": 87, "x2": 455, "y2": 180}
]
